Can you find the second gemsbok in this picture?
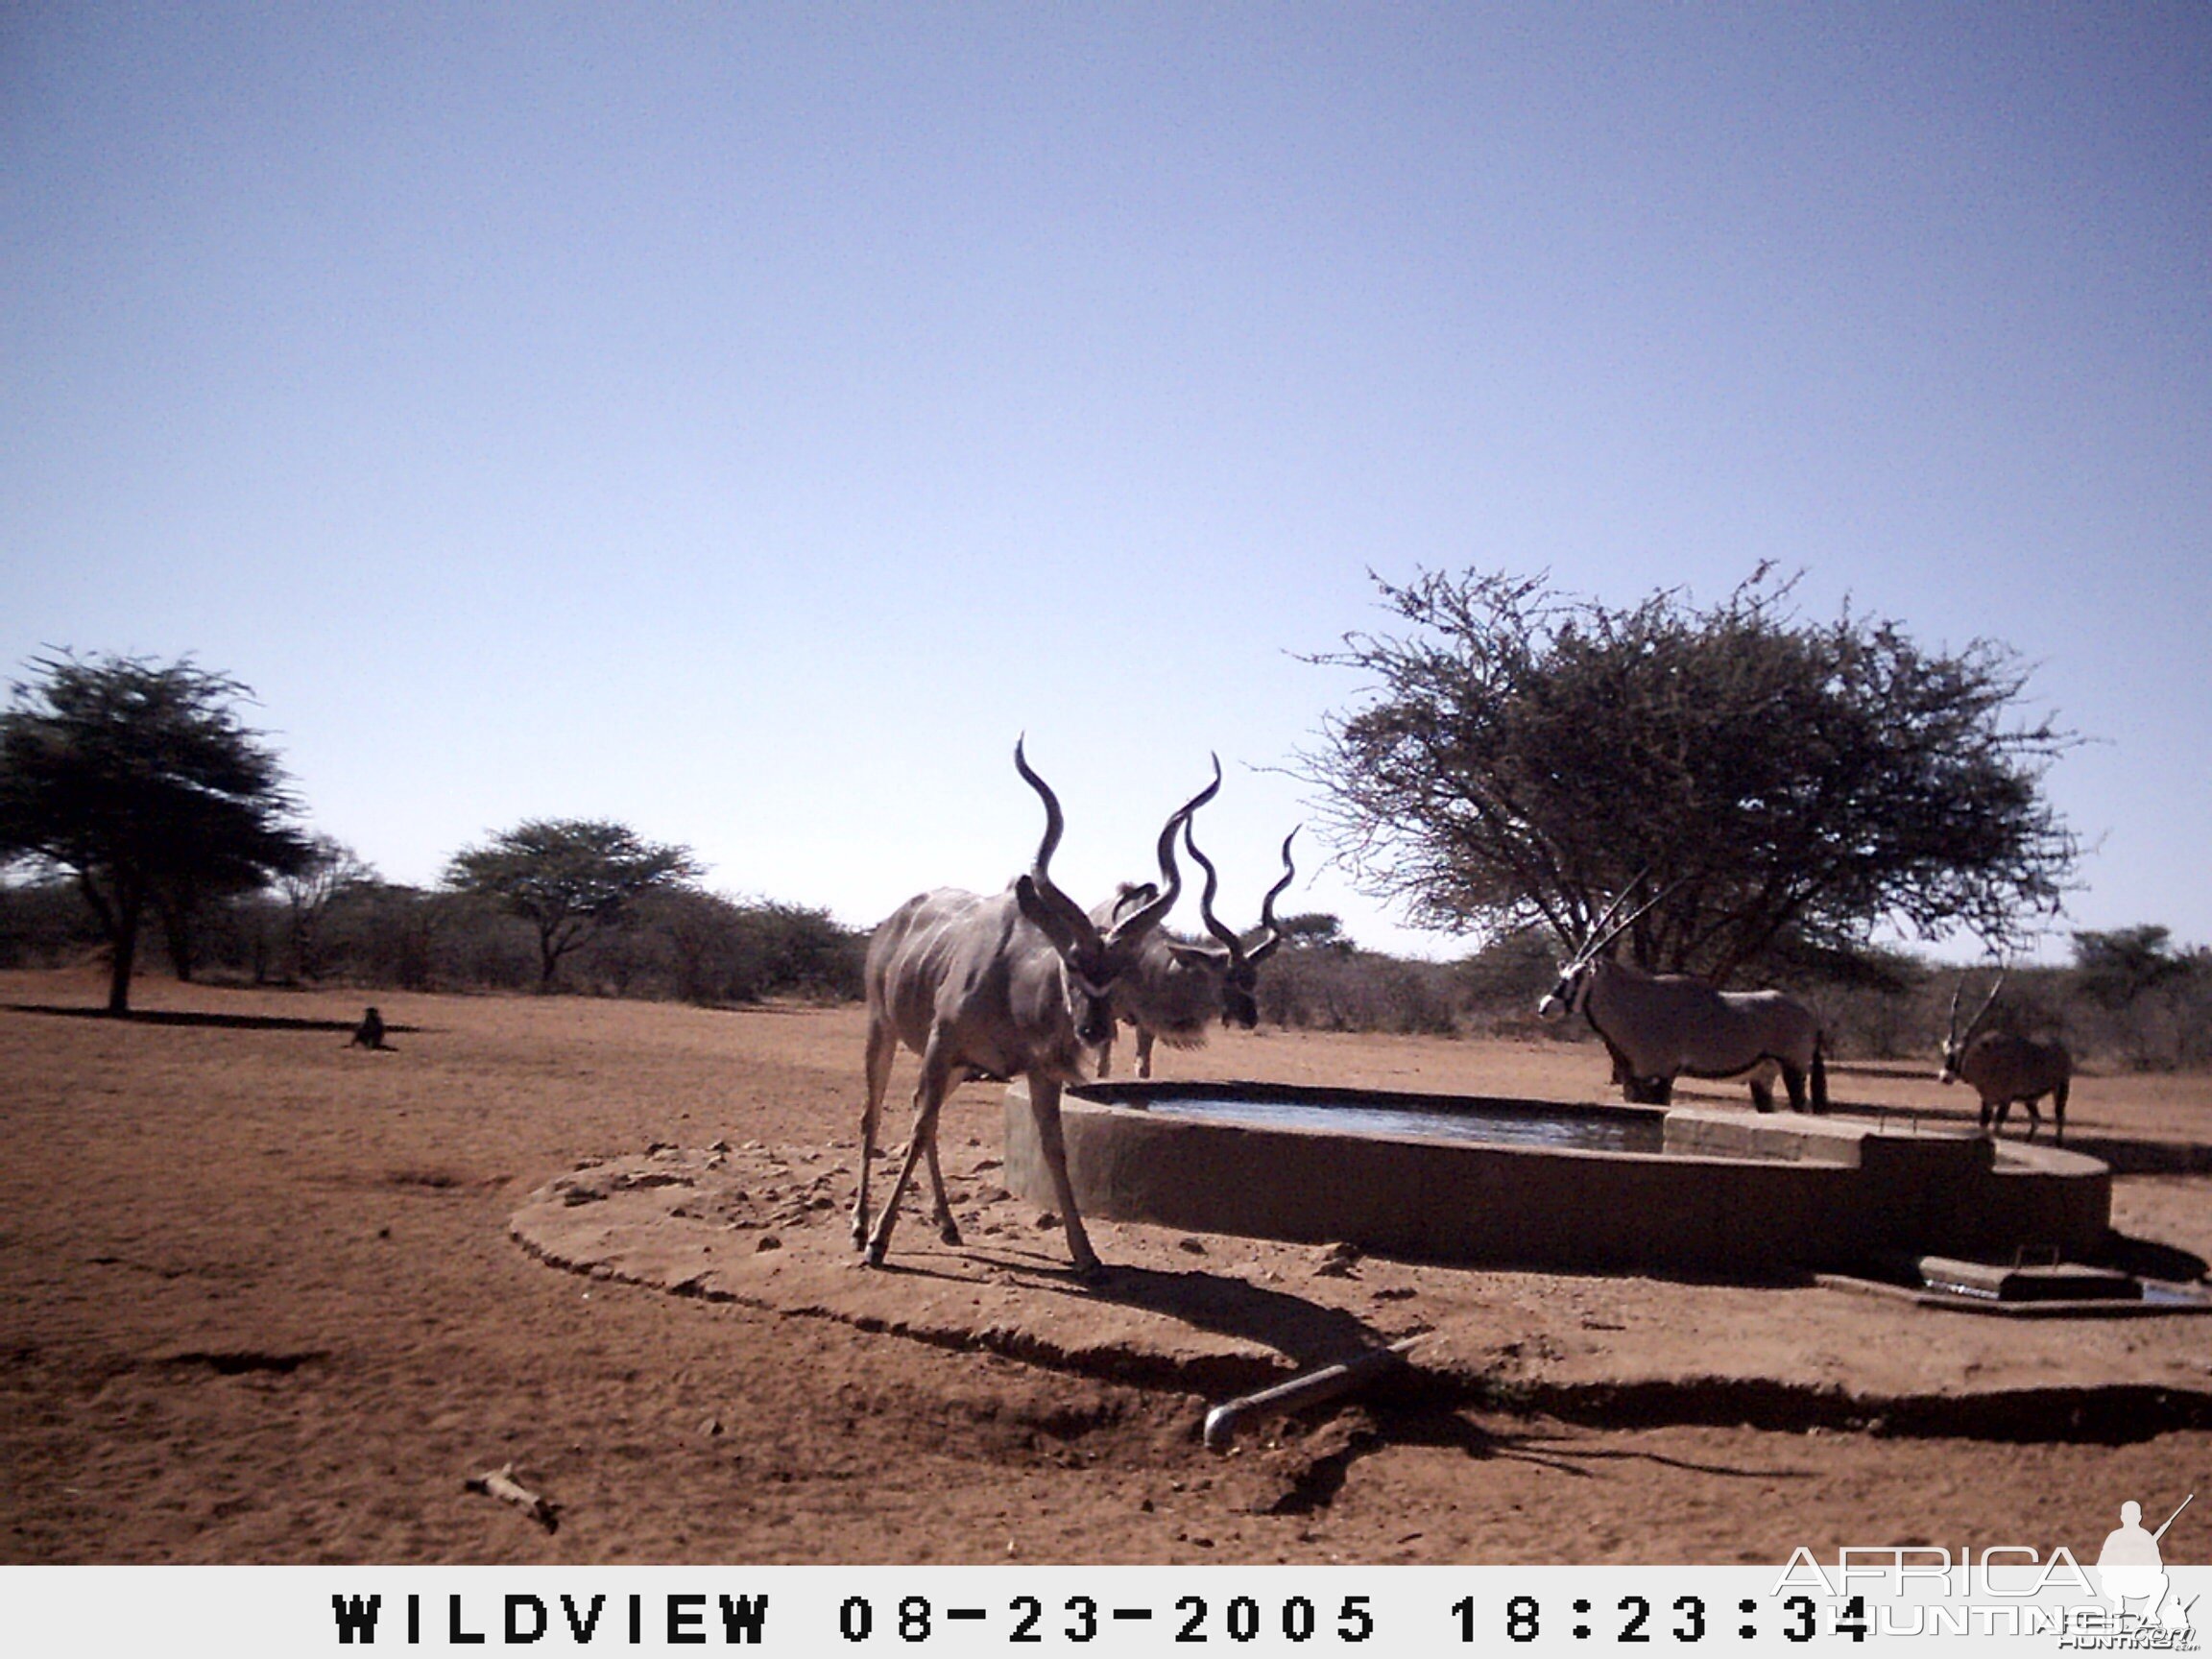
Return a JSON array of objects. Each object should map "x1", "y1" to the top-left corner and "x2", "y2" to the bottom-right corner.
[{"x1": 1939, "y1": 973, "x2": 2072, "y2": 1142}]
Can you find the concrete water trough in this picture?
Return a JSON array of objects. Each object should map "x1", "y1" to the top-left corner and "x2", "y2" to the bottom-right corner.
[{"x1": 1003, "y1": 1078, "x2": 2112, "y2": 1279}]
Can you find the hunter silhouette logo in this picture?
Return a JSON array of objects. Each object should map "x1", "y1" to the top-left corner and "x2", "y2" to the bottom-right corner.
[
  {"x1": 2096, "y1": 1493, "x2": 2195, "y2": 1634},
  {"x1": 1772, "y1": 1487, "x2": 2200, "y2": 1644}
]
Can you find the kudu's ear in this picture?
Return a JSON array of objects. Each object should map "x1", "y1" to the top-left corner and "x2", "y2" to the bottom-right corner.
[{"x1": 1111, "y1": 881, "x2": 1161, "y2": 925}]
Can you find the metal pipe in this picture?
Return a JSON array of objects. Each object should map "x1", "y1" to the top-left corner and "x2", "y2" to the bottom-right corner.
[{"x1": 1202, "y1": 1336, "x2": 1423, "y2": 1451}]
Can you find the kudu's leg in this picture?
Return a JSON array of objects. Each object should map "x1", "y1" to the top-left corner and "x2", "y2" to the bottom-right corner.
[
  {"x1": 852, "y1": 1015, "x2": 899, "y2": 1251},
  {"x1": 1750, "y1": 1074, "x2": 1777, "y2": 1113},
  {"x1": 1094, "y1": 1025, "x2": 1116, "y2": 1079},
  {"x1": 2052, "y1": 1077, "x2": 2069, "y2": 1144},
  {"x1": 1136, "y1": 1025, "x2": 1155, "y2": 1080},
  {"x1": 1024, "y1": 1073, "x2": 1102, "y2": 1277},
  {"x1": 923, "y1": 1130, "x2": 961, "y2": 1245},
  {"x1": 863, "y1": 1035, "x2": 955, "y2": 1269}
]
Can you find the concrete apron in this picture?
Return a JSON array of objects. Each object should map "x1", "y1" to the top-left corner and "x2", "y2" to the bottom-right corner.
[{"x1": 508, "y1": 1133, "x2": 2211, "y2": 1433}]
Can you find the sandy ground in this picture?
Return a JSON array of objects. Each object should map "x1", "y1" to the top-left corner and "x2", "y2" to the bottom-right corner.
[{"x1": 3, "y1": 966, "x2": 2209, "y2": 1566}]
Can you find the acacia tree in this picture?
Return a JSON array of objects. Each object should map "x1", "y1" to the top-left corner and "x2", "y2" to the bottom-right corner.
[
  {"x1": 2071, "y1": 925, "x2": 2191, "y2": 1011},
  {"x1": 276, "y1": 833, "x2": 378, "y2": 981},
  {"x1": 445, "y1": 818, "x2": 701, "y2": 989},
  {"x1": 1297, "y1": 568, "x2": 2080, "y2": 981},
  {"x1": 2069, "y1": 925, "x2": 2202, "y2": 1069},
  {"x1": 0, "y1": 652, "x2": 315, "y2": 1011}
]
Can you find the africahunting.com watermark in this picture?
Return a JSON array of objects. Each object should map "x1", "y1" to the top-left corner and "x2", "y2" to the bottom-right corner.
[{"x1": 1776, "y1": 1491, "x2": 2199, "y2": 1646}]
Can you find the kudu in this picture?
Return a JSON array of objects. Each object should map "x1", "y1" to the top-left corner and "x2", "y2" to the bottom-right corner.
[
  {"x1": 1090, "y1": 822, "x2": 1297, "y2": 1078},
  {"x1": 1939, "y1": 973, "x2": 2072, "y2": 1142},
  {"x1": 852, "y1": 741, "x2": 1218, "y2": 1276},
  {"x1": 1536, "y1": 888, "x2": 1827, "y2": 1113}
]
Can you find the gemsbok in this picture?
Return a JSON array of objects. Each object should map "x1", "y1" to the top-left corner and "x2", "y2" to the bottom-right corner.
[
  {"x1": 1939, "y1": 973, "x2": 2072, "y2": 1142},
  {"x1": 1091, "y1": 821, "x2": 1297, "y2": 1078},
  {"x1": 852, "y1": 741, "x2": 1218, "y2": 1276},
  {"x1": 1536, "y1": 890, "x2": 1827, "y2": 1113}
]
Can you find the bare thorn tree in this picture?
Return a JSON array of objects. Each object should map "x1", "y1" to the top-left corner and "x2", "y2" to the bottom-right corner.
[{"x1": 277, "y1": 834, "x2": 377, "y2": 982}]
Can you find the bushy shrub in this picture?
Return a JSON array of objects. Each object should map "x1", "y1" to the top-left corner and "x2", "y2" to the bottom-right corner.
[
  {"x1": 1259, "y1": 947, "x2": 1463, "y2": 1034},
  {"x1": 595, "y1": 890, "x2": 864, "y2": 1005},
  {"x1": 292, "y1": 882, "x2": 866, "y2": 1003},
  {"x1": 1251, "y1": 929, "x2": 1561, "y2": 1039},
  {"x1": 0, "y1": 875, "x2": 105, "y2": 968}
]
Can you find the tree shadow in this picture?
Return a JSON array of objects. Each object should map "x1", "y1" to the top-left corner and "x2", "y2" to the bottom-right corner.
[
  {"x1": 1247, "y1": 1399, "x2": 1819, "y2": 1516},
  {"x1": 1400, "y1": 1407, "x2": 1818, "y2": 1479},
  {"x1": 4, "y1": 1002, "x2": 419, "y2": 1036}
]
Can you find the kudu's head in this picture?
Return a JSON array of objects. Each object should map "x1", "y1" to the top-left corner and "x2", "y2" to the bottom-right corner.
[
  {"x1": 1010, "y1": 739, "x2": 1219, "y2": 1049},
  {"x1": 1938, "y1": 972, "x2": 2006, "y2": 1084},
  {"x1": 1172, "y1": 820, "x2": 1297, "y2": 1029}
]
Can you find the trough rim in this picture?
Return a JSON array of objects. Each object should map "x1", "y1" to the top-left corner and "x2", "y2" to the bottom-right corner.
[{"x1": 1009, "y1": 1076, "x2": 2113, "y2": 1275}]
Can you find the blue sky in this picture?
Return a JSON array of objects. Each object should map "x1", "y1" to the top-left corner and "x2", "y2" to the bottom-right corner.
[{"x1": 5, "y1": 4, "x2": 2207, "y2": 962}]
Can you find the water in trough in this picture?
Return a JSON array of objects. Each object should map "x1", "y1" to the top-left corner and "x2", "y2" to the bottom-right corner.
[{"x1": 1140, "y1": 1092, "x2": 1662, "y2": 1154}]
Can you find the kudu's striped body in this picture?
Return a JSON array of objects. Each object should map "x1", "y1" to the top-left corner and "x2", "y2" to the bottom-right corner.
[
  {"x1": 1091, "y1": 824, "x2": 1297, "y2": 1079},
  {"x1": 1535, "y1": 888, "x2": 1827, "y2": 1113},
  {"x1": 853, "y1": 742, "x2": 1217, "y2": 1275},
  {"x1": 1939, "y1": 974, "x2": 2071, "y2": 1142}
]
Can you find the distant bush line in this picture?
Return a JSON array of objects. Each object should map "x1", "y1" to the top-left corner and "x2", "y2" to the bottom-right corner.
[
  {"x1": 4, "y1": 878, "x2": 2207, "y2": 1071},
  {"x1": 0, "y1": 878, "x2": 865, "y2": 1007}
]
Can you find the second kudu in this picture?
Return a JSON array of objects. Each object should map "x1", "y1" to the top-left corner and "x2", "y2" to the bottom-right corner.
[{"x1": 1090, "y1": 819, "x2": 1298, "y2": 1078}]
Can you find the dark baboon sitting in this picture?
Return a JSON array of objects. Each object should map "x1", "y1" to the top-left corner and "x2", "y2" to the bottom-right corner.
[{"x1": 349, "y1": 1006, "x2": 388, "y2": 1050}]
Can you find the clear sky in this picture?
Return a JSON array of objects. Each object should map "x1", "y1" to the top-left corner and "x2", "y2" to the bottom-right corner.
[{"x1": 5, "y1": 4, "x2": 2207, "y2": 963}]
